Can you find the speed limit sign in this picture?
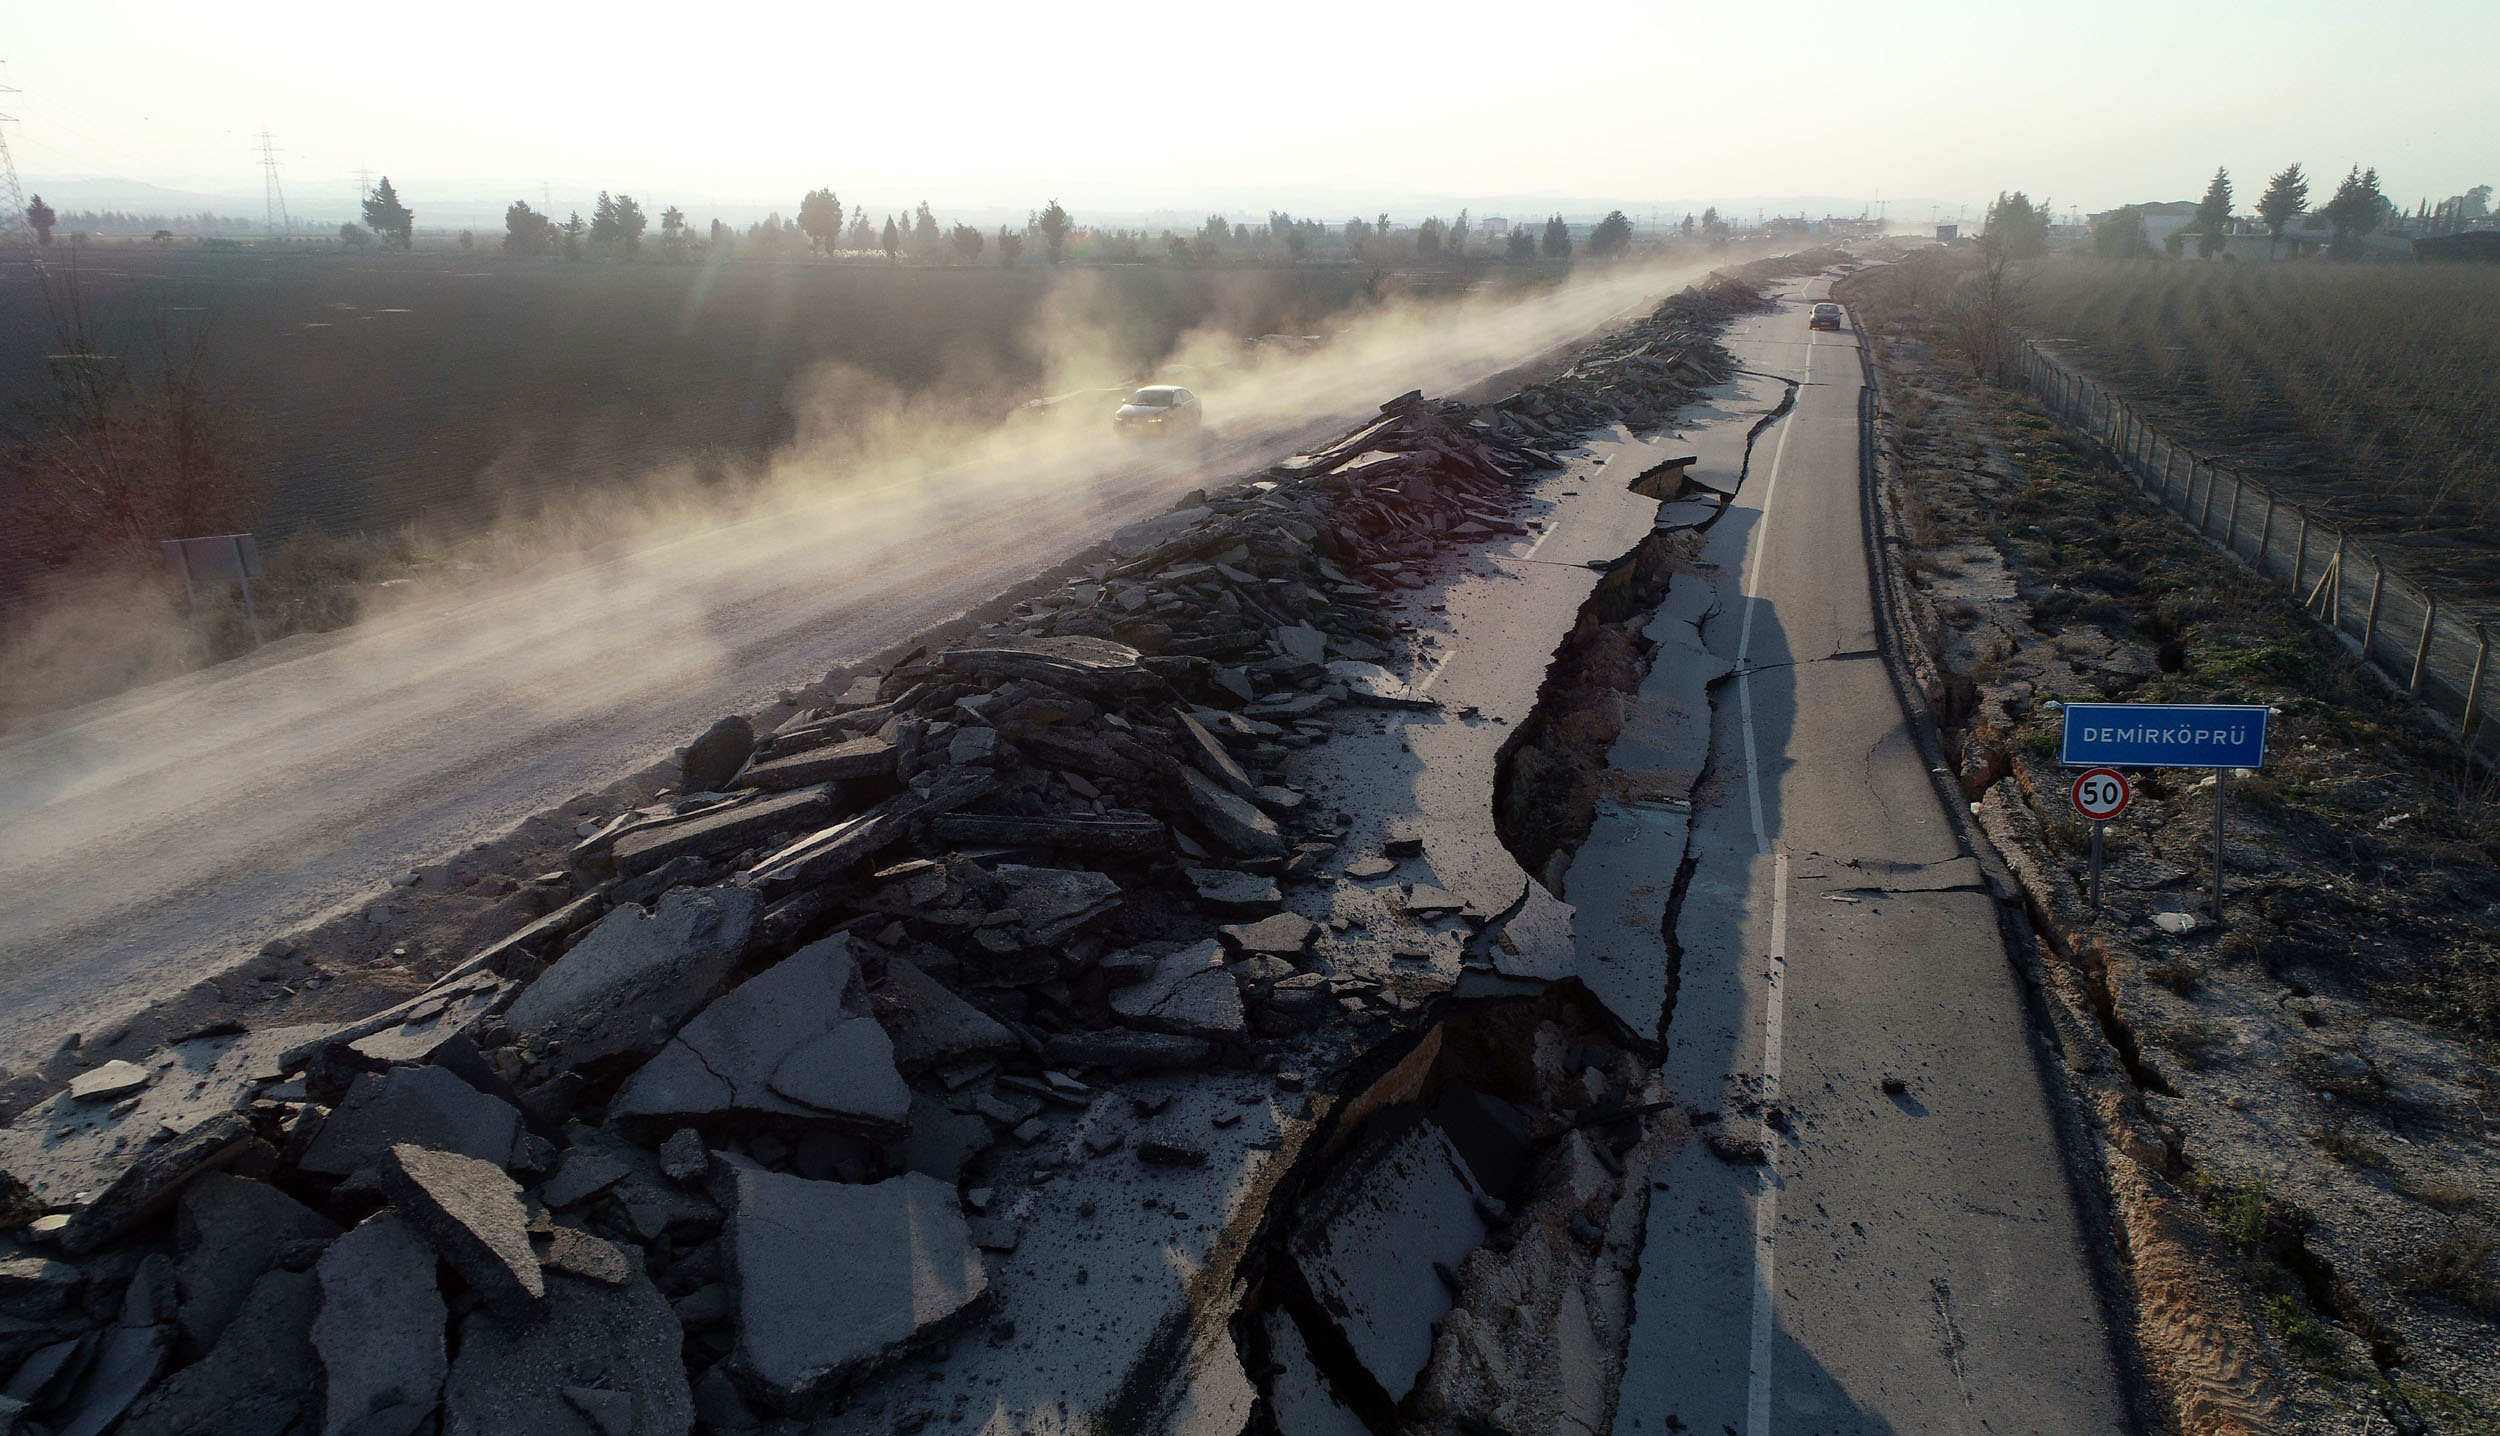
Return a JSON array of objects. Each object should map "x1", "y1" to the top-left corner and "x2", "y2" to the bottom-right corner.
[{"x1": 2071, "y1": 768, "x2": 2130, "y2": 820}]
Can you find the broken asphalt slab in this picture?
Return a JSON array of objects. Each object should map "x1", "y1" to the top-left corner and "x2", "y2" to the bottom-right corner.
[
  {"x1": 501, "y1": 886, "x2": 758, "y2": 1073},
  {"x1": 608, "y1": 935, "x2": 908, "y2": 1137},
  {"x1": 721, "y1": 1166, "x2": 988, "y2": 1405}
]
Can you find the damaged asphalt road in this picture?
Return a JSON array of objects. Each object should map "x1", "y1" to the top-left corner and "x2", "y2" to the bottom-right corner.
[
  {"x1": 0, "y1": 258, "x2": 2143, "y2": 1436},
  {"x1": 1606, "y1": 281, "x2": 2132, "y2": 1435}
]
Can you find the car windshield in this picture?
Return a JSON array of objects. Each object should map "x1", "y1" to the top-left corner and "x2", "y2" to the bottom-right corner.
[
  {"x1": 1128, "y1": 390, "x2": 1174, "y2": 407},
  {"x1": 1815, "y1": 304, "x2": 1838, "y2": 314}
]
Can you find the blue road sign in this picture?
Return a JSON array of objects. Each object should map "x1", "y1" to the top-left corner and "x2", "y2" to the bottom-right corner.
[{"x1": 2060, "y1": 703, "x2": 2269, "y2": 769}]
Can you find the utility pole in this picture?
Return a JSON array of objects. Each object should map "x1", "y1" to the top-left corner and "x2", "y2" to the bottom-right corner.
[
  {"x1": 259, "y1": 128, "x2": 291, "y2": 237},
  {"x1": 356, "y1": 163, "x2": 371, "y2": 207}
]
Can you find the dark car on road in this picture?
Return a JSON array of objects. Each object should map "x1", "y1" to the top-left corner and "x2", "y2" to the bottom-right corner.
[
  {"x1": 1113, "y1": 385, "x2": 1203, "y2": 437},
  {"x1": 1809, "y1": 302, "x2": 1845, "y2": 331}
]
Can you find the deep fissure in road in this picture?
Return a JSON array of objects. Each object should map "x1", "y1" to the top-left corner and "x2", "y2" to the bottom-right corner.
[{"x1": 1229, "y1": 984, "x2": 1672, "y2": 1434}]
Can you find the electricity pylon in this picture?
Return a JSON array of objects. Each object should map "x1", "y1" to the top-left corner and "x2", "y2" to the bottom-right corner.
[{"x1": 260, "y1": 128, "x2": 292, "y2": 236}]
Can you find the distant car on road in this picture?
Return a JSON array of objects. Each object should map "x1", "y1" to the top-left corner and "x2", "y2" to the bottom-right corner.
[
  {"x1": 1113, "y1": 385, "x2": 1203, "y2": 437},
  {"x1": 1809, "y1": 302, "x2": 1845, "y2": 331}
]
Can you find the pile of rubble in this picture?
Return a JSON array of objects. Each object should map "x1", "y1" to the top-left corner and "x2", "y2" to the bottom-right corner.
[
  {"x1": 0, "y1": 271, "x2": 1795, "y2": 1436},
  {"x1": 1485, "y1": 275, "x2": 1771, "y2": 441}
]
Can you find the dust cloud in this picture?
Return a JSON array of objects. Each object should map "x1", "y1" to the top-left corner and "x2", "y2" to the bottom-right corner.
[{"x1": 0, "y1": 248, "x2": 1744, "y2": 1025}]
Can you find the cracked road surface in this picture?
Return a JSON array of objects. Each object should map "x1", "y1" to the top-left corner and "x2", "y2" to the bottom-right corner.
[{"x1": 1612, "y1": 281, "x2": 2132, "y2": 1433}]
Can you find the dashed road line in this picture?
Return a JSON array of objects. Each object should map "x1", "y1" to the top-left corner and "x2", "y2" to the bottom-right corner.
[{"x1": 1733, "y1": 324, "x2": 1811, "y2": 1436}]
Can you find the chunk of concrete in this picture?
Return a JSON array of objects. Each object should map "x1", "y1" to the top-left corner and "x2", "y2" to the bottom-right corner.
[
  {"x1": 679, "y1": 715, "x2": 756, "y2": 796},
  {"x1": 991, "y1": 865, "x2": 1122, "y2": 945},
  {"x1": 1108, "y1": 941, "x2": 1246, "y2": 1041},
  {"x1": 441, "y1": 1251, "x2": 691, "y2": 1436},
  {"x1": 377, "y1": 1145, "x2": 544, "y2": 1319},
  {"x1": 336, "y1": 973, "x2": 513, "y2": 1074},
  {"x1": 68, "y1": 1061, "x2": 154, "y2": 1103},
  {"x1": 1174, "y1": 710, "x2": 1259, "y2": 801},
  {"x1": 739, "y1": 735, "x2": 896, "y2": 792},
  {"x1": 540, "y1": 1148, "x2": 632, "y2": 1209},
  {"x1": 1326, "y1": 660, "x2": 1437, "y2": 710},
  {"x1": 177, "y1": 1172, "x2": 342, "y2": 1354},
  {"x1": 60, "y1": 1113, "x2": 260, "y2": 1257},
  {"x1": 1275, "y1": 624, "x2": 1330, "y2": 665},
  {"x1": 312, "y1": 1212, "x2": 446, "y2": 1436},
  {"x1": 538, "y1": 1227, "x2": 629, "y2": 1287},
  {"x1": 871, "y1": 956, "x2": 1017, "y2": 1075},
  {"x1": 119, "y1": 1270, "x2": 318, "y2": 1436},
  {"x1": 1174, "y1": 769, "x2": 1285, "y2": 859},
  {"x1": 607, "y1": 936, "x2": 907, "y2": 1137},
  {"x1": 1108, "y1": 508, "x2": 1219, "y2": 561},
  {"x1": 1285, "y1": 1113, "x2": 1490, "y2": 1405},
  {"x1": 503, "y1": 886, "x2": 758, "y2": 1073},
  {"x1": 722, "y1": 1167, "x2": 987, "y2": 1404},
  {"x1": 658, "y1": 1130, "x2": 707, "y2": 1185},
  {"x1": 551, "y1": 1125, "x2": 720, "y2": 1242},
  {"x1": 0, "y1": 1027, "x2": 315, "y2": 1213},
  {"x1": 1186, "y1": 867, "x2": 1283, "y2": 917},
  {"x1": 1220, "y1": 913, "x2": 1315, "y2": 956},
  {"x1": 297, "y1": 1067, "x2": 522, "y2": 1180},
  {"x1": 55, "y1": 1256, "x2": 173, "y2": 1436}
]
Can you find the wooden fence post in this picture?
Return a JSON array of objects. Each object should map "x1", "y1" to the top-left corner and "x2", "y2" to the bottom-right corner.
[
  {"x1": 2465, "y1": 626, "x2": 2491, "y2": 741},
  {"x1": 2412, "y1": 594, "x2": 2437, "y2": 694},
  {"x1": 2257, "y1": 490, "x2": 2277, "y2": 574},
  {"x1": 2198, "y1": 461, "x2": 2219, "y2": 534},
  {"x1": 2224, "y1": 473, "x2": 2244, "y2": 553},
  {"x1": 2291, "y1": 511, "x2": 2310, "y2": 594},
  {"x1": 2330, "y1": 531, "x2": 2347, "y2": 631},
  {"x1": 2362, "y1": 558, "x2": 2386, "y2": 658}
]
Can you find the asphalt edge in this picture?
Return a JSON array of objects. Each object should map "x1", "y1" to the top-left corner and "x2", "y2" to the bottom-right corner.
[{"x1": 1838, "y1": 278, "x2": 2167, "y2": 1436}]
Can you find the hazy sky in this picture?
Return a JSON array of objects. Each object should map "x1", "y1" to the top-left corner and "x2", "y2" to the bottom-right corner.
[{"x1": 10, "y1": 0, "x2": 2493, "y2": 219}]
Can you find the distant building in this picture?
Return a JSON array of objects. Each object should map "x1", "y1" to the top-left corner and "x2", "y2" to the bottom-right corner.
[
  {"x1": 2222, "y1": 231, "x2": 2318, "y2": 262},
  {"x1": 2417, "y1": 231, "x2": 2500, "y2": 262},
  {"x1": 2121, "y1": 200, "x2": 2201, "y2": 251}
]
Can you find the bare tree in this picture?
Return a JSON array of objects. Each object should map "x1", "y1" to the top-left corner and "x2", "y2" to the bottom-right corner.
[
  {"x1": 8, "y1": 259, "x2": 260, "y2": 571},
  {"x1": 1941, "y1": 238, "x2": 2027, "y2": 384}
]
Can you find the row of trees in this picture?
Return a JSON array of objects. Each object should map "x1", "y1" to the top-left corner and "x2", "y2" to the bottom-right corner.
[
  {"x1": 488, "y1": 188, "x2": 1678, "y2": 268},
  {"x1": 2088, "y1": 163, "x2": 2400, "y2": 261},
  {"x1": 21, "y1": 182, "x2": 1724, "y2": 266}
]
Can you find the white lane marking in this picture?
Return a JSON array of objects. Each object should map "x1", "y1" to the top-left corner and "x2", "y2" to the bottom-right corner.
[
  {"x1": 1736, "y1": 408, "x2": 1793, "y2": 854},
  {"x1": 1749, "y1": 851, "x2": 1790, "y2": 1436},
  {"x1": 1737, "y1": 322, "x2": 1814, "y2": 1436}
]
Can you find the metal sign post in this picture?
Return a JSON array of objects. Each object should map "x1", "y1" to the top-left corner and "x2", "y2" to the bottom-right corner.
[
  {"x1": 2211, "y1": 772, "x2": 2226, "y2": 919},
  {"x1": 2069, "y1": 767, "x2": 2131, "y2": 911},
  {"x1": 2061, "y1": 703, "x2": 2268, "y2": 920},
  {"x1": 161, "y1": 534, "x2": 265, "y2": 648}
]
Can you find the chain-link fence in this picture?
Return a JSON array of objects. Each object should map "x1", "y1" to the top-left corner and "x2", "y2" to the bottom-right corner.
[{"x1": 2022, "y1": 340, "x2": 2496, "y2": 757}]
